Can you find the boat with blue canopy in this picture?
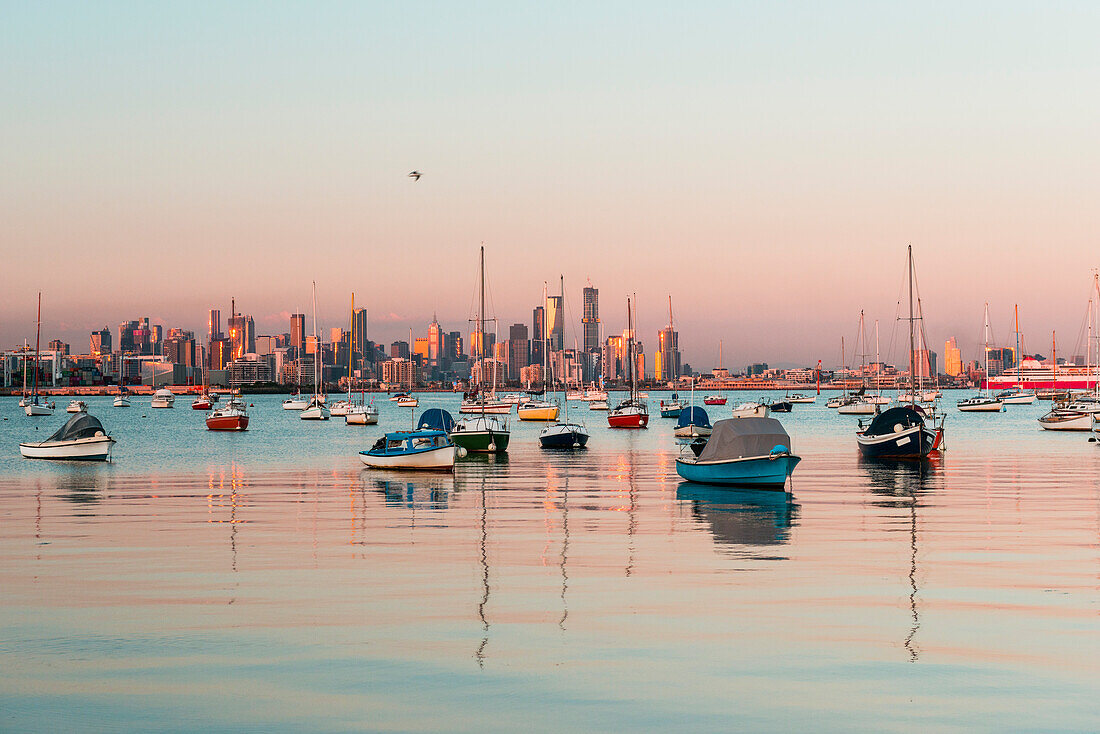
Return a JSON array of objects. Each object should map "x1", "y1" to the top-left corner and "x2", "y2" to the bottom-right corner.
[
  {"x1": 674, "y1": 406, "x2": 712, "y2": 438},
  {"x1": 675, "y1": 417, "x2": 800, "y2": 488},
  {"x1": 359, "y1": 430, "x2": 461, "y2": 471}
]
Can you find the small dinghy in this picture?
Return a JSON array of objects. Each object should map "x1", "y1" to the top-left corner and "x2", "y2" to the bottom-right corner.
[
  {"x1": 675, "y1": 417, "x2": 800, "y2": 488},
  {"x1": 360, "y1": 430, "x2": 461, "y2": 471},
  {"x1": 659, "y1": 394, "x2": 685, "y2": 418},
  {"x1": 20, "y1": 412, "x2": 115, "y2": 461},
  {"x1": 674, "y1": 406, "x2": 712, "y2": 438}
]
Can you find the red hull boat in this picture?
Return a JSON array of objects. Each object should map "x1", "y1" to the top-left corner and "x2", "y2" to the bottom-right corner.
[
  {"x1": 703, "y1": 396, "x2": 726, "y2": 405},
  {"x1": 206, "y1": 412, "x2": 249, "y2": 431},
  {"x1": 192, "y1": 398, "x2": 212, "y2": 410},
  {"x1": 607, "y1": 409, "x2": 649, "y2": 428}
]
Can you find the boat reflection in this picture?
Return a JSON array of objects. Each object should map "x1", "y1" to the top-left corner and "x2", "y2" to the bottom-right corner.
[
  {"x1": 859, "y1": 455, "x2": 943, "y2": 662},
  {"x1": 53, "y1": 467, "x2": 111, "y2": 509},
  {"x1": 370, "y1": 477, "x2": 455, "y2": 510},
  {"x1": 676, "y1": 482, "x2": 798, "y2": 551}
]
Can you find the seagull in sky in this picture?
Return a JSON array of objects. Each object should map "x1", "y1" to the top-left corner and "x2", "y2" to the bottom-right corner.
[{"x1": 408, "y1": 171, "x2": 421, "y2": 181}]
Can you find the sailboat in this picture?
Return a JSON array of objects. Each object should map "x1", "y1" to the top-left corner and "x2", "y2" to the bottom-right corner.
[
  {"x1": 608, "y1": 296, "x2": 649, "y2": 428},
  {"x1": 995, "y1": 304, "x2": 1037, "y2": 404},
  {"x1": 330, "y1": 294, "x2": 358, "y2": 417},
  {"x1": 452, "y1": 246, "x2": 512, "y2": 453},
  {"x1": 539, "y1": 276, "x2": 590, "y2": 448},
  {"x1": 301, "y1": 281, "x2": 331, "y2": 420},
  {"x1": 24, "y1": 293, "x2": 54, "y2": 416},
  {"x1": 113, "y1": 355, "x2": 131, "y2": 407},
  {"x1": 856, "y1": 246, "x2": 944, "y2": 458},
  {"x1": 674, "y1": 377, "x2": 712, "y2": 437},
  {"x1": 518, "y1": 282, "x2": 561, "y2": 422},
  {"x1": 192, "y1": 353, "x2": 213, "y2": 409},
  {"x1": 838, "y1": 311, "x2": 876, "y2": 415},
  {"x1": 957, "y1": 303, "x2": 1004, "y2": 412}
]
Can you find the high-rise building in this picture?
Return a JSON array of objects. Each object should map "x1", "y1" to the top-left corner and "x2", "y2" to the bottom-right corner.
[
  {"x1": 912, "y1": 349, "x2": 938, "y2": 379},
  {"x1": 582, "y1": 284, "x2": 599, "y2": 353},
  {"x1": 151, "y1": 325, "x2": 163, "y2": 355},
  {"x1": 507, "y1": 323, "x2": 529, "y2": 378},
  {"x1": 330, "y1": 327, "x2": 344, "y2": 345},
  {"x1": 602, "y1": 335, "x2": 623, "y2": 381},
  {"x1": 944, "y1": 338, "x2": 962, "y2": 377},
  {"x1": 164, "y1": 328, "x2": 196, "y2": 368},
  {"x1": 228, "y1": 314, "x2": 255, "y2": 360},
  {"x1": 414, "y1": 337, "x2": 431, "y2": 362},
  {"x1": 428, "y1": 315, "x2": 442, "y2": 365},
  {"x1": 209, "y1": 338, "x2": 232, "y2": 370},
  {"x1": 208, "y1": 309, "x2": 221, "y2": 344},
  {"x1": 90, "y1": 327, "x2": 112, "y2": 357},
  {"x1": 352, "y1": 308, "x2": 368, "y2": 365},
  {"x1": 656, "y1": 326, "x2": 681, "y2": 382},
  {"x1": 290, "y1": 314, "x2": 306, "y2": 351},
  {"x1": 445, "y1": 331, "x2": 462, "y2": 360},
  {"x1": 390, "y1": 341, "x2": 410, "y2": 360},
  {"x1": 531, "y1": 306, "x2": 546, "y2": 366},
  {"x1": 546, "y1": 294, "x2": 564, "y2": 352}
]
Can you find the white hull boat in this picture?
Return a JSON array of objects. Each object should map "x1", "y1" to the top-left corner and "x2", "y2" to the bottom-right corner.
[
  {"x1": 24, "y1": 402, "x2": 53, "y2": 416},
  {"x1": 20, "y1": 413, "x2": 115, "y2": 461},
  {"x1": 150, "y1": 389, "x2": 175, "y2": 408},
  {"x1": 360, "y1": 430, "x2": 459, "y2": 470},
  {"x1": 66, "y1": 400, "x2": 87, "y2": 413},
  {"x1": 1038, "y1": 411, "x2": 1092, "y2": 431},
  {"x1": 731, "y1": 402, "x2": 769, "y2": 419},
  {"x1": 459, "y1": 400, "x2": 511, "y2": 414},
  {"x1": 345, "y1": 405, "x2": 379, "y2": 425},
  {"x1": 837, "y1": 400, "x2": 876, "y2": 415},
  {"x1": 329, "y1": 400, "x2": 353, "y2": 416},
  {"x1": 283, "y1": 395, "x2": 310, "y2": 410},
  {"x1": 957, "y1": 397, "x2": 1004, "y2": 412},
  {"x1": 113, "y1": 396, "x2": 131, "y2": 408},
  {"x1": 788, "y1": 394, "x2": 816, "y2": 404}
]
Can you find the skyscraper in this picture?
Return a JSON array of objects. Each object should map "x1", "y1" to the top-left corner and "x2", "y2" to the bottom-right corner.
[
  {"x1": 290, "y1": 314, "x2": 306, "y2": 352},
  {"x1": 944, "y1": 338, "x2": 962, "y2": 377},
  {"x1": 531, "y1": 306, "x2": 545, "y2": 366},
  {"x1": 656, "y1": 326, "x2": 681, "y2": 381},
  {"x1": 546, "y1": 294, "x2": 564, "y2": 352},
  {"x1": 582, "y1": 284, "x2": 599, "y2": 353},
  {"x1": 208, "y1": 309, "x2": 221, "y2": 344},
  {"x1": 508, "y1": 323, "x2": 529, "y2": 378},
  {"x1": 428, "y1": 315, "x2": 442, "y2": 364},
  {"x1": 352, "y1": 308, "x2": 368, "y2": 365},
  {"x1": 90, "y1": 327, "x2": 112, "y2": 357}
]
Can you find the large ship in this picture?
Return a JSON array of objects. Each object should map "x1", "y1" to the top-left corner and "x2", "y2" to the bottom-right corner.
[{"x1": 983, "y1": 358, "x2": 1098, "y2": 391}]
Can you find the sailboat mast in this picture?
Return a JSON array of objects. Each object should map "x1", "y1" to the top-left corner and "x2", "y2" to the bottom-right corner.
[
  {"x1": 348, "y1": 292, "x2": 355, "y2": 399},
  {"x1": 33, "y1": 292, "x2": 41, "y2": 399},
  {"x1": 982, "y1": 302, "x2": 990, "y2": 396},
  {"x1": 479, "y1": 245, "x2": 485, "y2": 385},
  {"x1": 1016, "y1": 303, "x2": 1021, "y2": 388},
  {"x1": 311, "y1": 282, "x2": 319, "y2": 398},
  {"x1": 627, "y1": 296, "x2": 635, "y2": 399},
  {"x1": 907, "y1": 246, "x2": 916, "y2": 403}
]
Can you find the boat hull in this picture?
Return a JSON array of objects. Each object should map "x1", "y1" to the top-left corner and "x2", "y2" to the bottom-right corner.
[
  {"x1": 856, "y1": 424, "x2": 940, "y2": 459},
  {"x1": 20, "y1": 435, "x2": 114, "y2": 461},
  {"x1": 459, "y1": 403, "x2": 512, "y2": 414},
  {"x1": 660, "y1": 406, "x2": 683, "y2": 418},
  {"x1": 957, "y1": 400, "x2": 1004, "y2": 412},
  {"x1": 517, "y1": 405, "x2": 560, "y2": 421},
  {"x1": 703, "y1": 397, "x2": 727, "y2": 405},
  {"x1": 675, "y1": 455, "x2": 800, "y2": 488},
  {"x1": 451, "y1": 429, "x2": 511, "y2": 453},
  {"x1": 539, "y1": 425, "x2": 590, "y2": 449},
  {"x1": 24, "y1": 403, "x2": 53, "y2": 416},
  {"x1": 673, "y1": 424, "x2": 712, "y2": 438},
  {"x1": 359, "y1": 445, "x2": 456, "y2": 471},
  {"x1": 1038, "y1": 413, "x2": 1092, "y2": 431},
  {"x1": 300, "y1": 406, "x2": 330, "y2": 420},
  {"x1": 837, "y1": 402, "x2": 875, "y2": 415},
  {"x1": 283, "y1": 399, "x2": 309, "y2": 410},
  {"x1": 191, "y1": 400, "x2": 212, "y2": 410},
  {"x1": 607, "y1": 410, "x2": 648, "y2": 428},
  {"x1": 345, "y1": 409, "x2": 379, "y2": 425},
  {"x1": 206, "y1": 414, "x2": 249, "y2": 431}
]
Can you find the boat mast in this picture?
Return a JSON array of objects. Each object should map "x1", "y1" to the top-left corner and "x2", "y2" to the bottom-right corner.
[
  {"x1": 907, "y1": 245, "x2": 916, "y2": 406},
  {"x1": 627, "y1": 296, "x2": 635, "y2": 400},
  {"x1": 1015, "y1": 303, "x2": 1021, "y2": 389},
  {"x1": 479, "y1": 245, "x2": 485, "y2": 411},
  {"x1": 874, "y1": 319, "x2": 881, "y2": 398},
  {"x1": 312, "y1": 282, "x2": 320, "y2": 399},
  {"x1": 348, "y1": 292, "x2": 355, "y2": 401},
  {"x1": 33, "y1": 292, "x2": 41, "y2": 401},
  {"x1": 982, "y1": 302, "x2": 990, "y2": 397}
]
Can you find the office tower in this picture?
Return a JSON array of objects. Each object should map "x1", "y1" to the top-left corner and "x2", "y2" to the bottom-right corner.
[
  {"x1": 656, "y1": 326, "x2": 681, "y2": 381},
  {"x1": 290, "y1": 313, "x2": 306, "y2": 351},
  {"x1": 602, "y1": 335, "x2": 623, "y2": 381},
  {"x1": 330, "y1": 327, "x2": 344, "y2": 345},
  {"x1": 911, "y1": 349, "x2": 938, "y2": 379},
  {"x1": 443, "y1": 331, "x2": 459, "y2": 362},
  {"x1": 414, "y1": 337, "x2": 431, "y2": 362},
  {"x1": 47, "y1": 339, "x2": 69, "y2": 355},
  {"x1": 151, "y1": 325, "x2": 163, "y2": 355},
  {"x1": 209, "y1": 339, "x2": 232, "y2": 370},
  {"x1": 208, "y1": 309, "x2": 221, "y2": 343},
  {"x1": 531, "y1": 306, "x2": 545, "y2": 366},
  {"x1": 390, "y1": 341, "x2": 410, "y2": 360},
  {"x1": 944, "y1": 338, "x2": 962, "y2": 377},
  {"x1": 352, "y1": 308, "x2": 368, "y2": 364},
  {"x1": 508, "y1": 323, "x2": 529, "y2": 378},
  {"x1": 90, "y1": 327, "x2": 112, "y2": 357},
  {"x1": 546, "y1": 294, "x2": 564, "y2": 352},
  {"x1": 582, "y1": 284, "x2": 599, "y2": 353},
  {"x1": 164, "y1": 328, "x2": 196, "y2": 368},
  {"x1": 428, "y1": 315, "x2": 442, "y2": 364}
]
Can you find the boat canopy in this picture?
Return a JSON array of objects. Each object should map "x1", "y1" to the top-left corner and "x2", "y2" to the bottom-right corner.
[
  {"x1": 676, "y1": 406, "x2": 711, "y2": 429},
  {"x1": 46, "y1": 413, "x2": 107, "y2": 442},
  {"x1": 417, "y1": 408, "x2": 456, "y2": 433},
  {"x1": 862, "y1": 406, "x2": 924, "y2": 437},
  {"x1": 697, "y1": 418, "x2": 791, "y2": 461}
]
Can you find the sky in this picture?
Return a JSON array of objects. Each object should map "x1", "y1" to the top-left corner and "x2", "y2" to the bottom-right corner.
[{"x1": 3, "y1": 1, "x2": 1100, "y2": 370}]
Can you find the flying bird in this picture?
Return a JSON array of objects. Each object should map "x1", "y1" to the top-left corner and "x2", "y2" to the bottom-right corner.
[{"x1": 408, "y1": 171, "x2": 421, "y2": 181}]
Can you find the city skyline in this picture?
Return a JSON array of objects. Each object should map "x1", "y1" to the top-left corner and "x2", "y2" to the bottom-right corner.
[{"x1": 4, "y1": 3, "x2": 1100, "y2": 366}]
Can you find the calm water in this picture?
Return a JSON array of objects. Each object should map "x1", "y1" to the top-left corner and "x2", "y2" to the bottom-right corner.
[{"x1": 1, "y1": 393, "x2": 1098, "y2": 732}]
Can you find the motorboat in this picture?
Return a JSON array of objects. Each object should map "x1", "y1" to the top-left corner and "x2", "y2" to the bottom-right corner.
[
  {"x1": 867, "y1": 395, "x2": 891, "y2": 405},
  {"x1": 20, "y1": 412, "x2": 115, "y2": 461},
  {"x1": 767, "y1": 399, "x2": 792, "y2": 413},
  {"x1": 345, "y1": 403, "x2": 379, "y2": 425},
  {"x1": 837, "y1": 398, "x2": 876, "y2": 415},
  {"x1": 608, "y1": 398, "x2": 648, "y2": 428},
  {"x1": 856, "y1": 406, "x2": 943, "y2": 459},
  {"x1": 451, "y1": 412, "x2": 510, "y2": 453},
  {"x1": 329, "y1": 399, "x2": 354, "y2": 417},
  {"x1": 206, "y1": 402, "x2": 249, "y2": 431},
  {"x1": 659, "y1": 394, "x2": 685, "y2": 418},
  {"x1": 675, "y1": 417, "x2": 800, "y2": 488},
  {"x1": 788, "y1": 394, "x2": 816, "y2": 404},
  {"x1": 396, "y1": 395, "x2": 419, "y2": 408},
  {"x1": 539, "y1": 421, "x2": 590, "y2": 449},
  {"x1": 191, "y1": 394, "x2": 212, "y2": 410},
  {"x1": 390, "y1": 393, "x2": 410, "y2": 401},
  {"x1": 300, "y1": 395, "x2": 331, "y2": 420},
  {"x1": 996, "y1": 388, "x2": 1037, "y2": 405},
  {"x1": 703, "y1": 395, "x2": 727, "y2": 406},
  {"x1": 150, "y1": 389, "x2": 175, "y2": 408},
  {"x1": 826, "y1": 395, "x2": 846, "y2": 409},
  {"x1": 583, "y1": 387, "x2": 608, "y2": 401},
  {"x1": 565, "y1": 389, "x2": 585, "y2": 401},
  {"x1": 66, "y1": 400, "x2": 87, "y2": 413},
  {"x1": 957, "y1": 396, "x2": 1004, "y2": 412},
  {"x1": 459, "y1": 397, "x2": 511, "y2": 414},
  {"x1": 282, "y1": 393, "x2": 310, "y2": 410},
  {"x1": 113, "y1": 394, "x2": 131, "y2": 408},
  {"x1": 588, "y1": 400, "x2": 608, "y2": 411},
  {"x1": 517, "y1": 399, "x2": 560, "y2": 421},
  {"x1": 501, "y1": 393, "x2": 530, "y2": 406},
  {"x1": 674, "y1": 406, "x2": 712, "y2": 438},
  {"x1": 359, "y1": 430, "x2": 460, "y2": 471},
  {"x1": 731, "y1": 402, "x2": 769, "y2": 419}
]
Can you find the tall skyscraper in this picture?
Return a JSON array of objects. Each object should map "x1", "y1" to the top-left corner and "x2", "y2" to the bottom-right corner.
[
  {"x1": 944, "y1": 337, "x2": 962, "y2": 377},
  {"x1": 531, "y1": 306, "x2": 545, "y2": 366},
  {"x1": 582, "y1": 284, "x2": 599, "y2": 353},
  {"x1": 208, "y1": 309, "x2": 221, "y2": 344},
  {"x1": 90, "y1": 327, "x2": 112, "y2": 357},
  {"x1": 352, "y1": 308, "x2": 368, "y2": 365},
  {"x1": 546, "y1": 294, "x2": 564, "y2": 352},
  {"x1": 290, "y1": 314, "x2": 306, "y2": 352},
  {"x1": 228, "y1": 314, "x2": 255, "y2": 359},
  {"x1": 428, "y1": 315, "x2": 442, "y2": 364},
  {"x1": 390, "y1": 341, "x2": 410, "y2": 360},
  {"x1": 508, "y1": 323, "x2": 529, "y2": 378},
  {"x1": 656, "y1": 326, "x2": 681, "y2": 381}
]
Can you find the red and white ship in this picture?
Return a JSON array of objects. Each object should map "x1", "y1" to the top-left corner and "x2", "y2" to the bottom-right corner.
[
  {"x1": 206, "y1": 401, "x2": 249, "y2": 431},
  {"x1": 983, "y1": 358, "x2": 1099, "y2": 391}
]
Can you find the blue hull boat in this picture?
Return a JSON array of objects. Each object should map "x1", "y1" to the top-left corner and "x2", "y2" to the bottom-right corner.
[{"x1": 675, "y1": 454, "x2": 800, "y2": 488}]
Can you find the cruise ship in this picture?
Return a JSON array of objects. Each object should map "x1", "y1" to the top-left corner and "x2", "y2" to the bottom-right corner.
[{"x1": 983, "y1": 358, "x2": 1099, "y2": 391}]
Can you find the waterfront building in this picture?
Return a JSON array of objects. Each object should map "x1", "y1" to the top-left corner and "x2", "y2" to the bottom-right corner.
[
  {"x1": 229, "y1": 355, "x2": 273, "y2": 386},
  {"x1": 47, "y1": 339, "x2": 70, "y2": 356},
  {"x1": 582, "y1": 284, "x2": 599, "y2": 353},
  {"x1": 381, "y1": 357, "x2": 416, "y2": 387}
]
